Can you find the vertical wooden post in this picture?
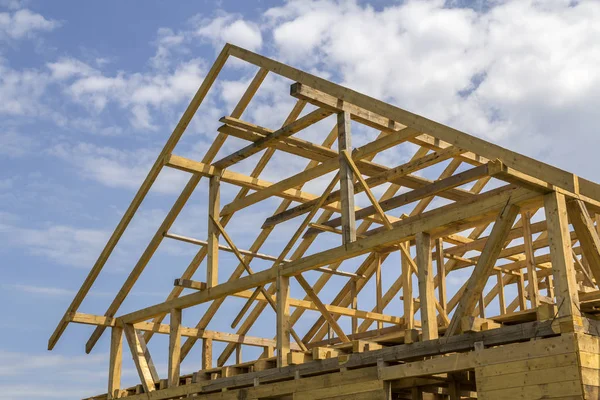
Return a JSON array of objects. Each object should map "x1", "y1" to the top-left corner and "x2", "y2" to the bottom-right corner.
[
  {"x1": 517, "y1": 271, "x2": 527, "y2": 311},
  {"x1": 168, "y1": 308, "x2": 182, "y2": 387},
  {"x1": 202, "y1": 338, "x2": 212, "y2": 370},
  {"x1": 416, "y1": 232, "x2": 438, "y2": 340},
  {"x1": 522, "y1": 211, "x2": 539, "y2": 307},
  {"x1": 544, "y1": 191, "x2": 582, "y2": 327},
  {"x1": 497, "y1": 271, "x2": 506, "y2": 315},
  {"x1": 236, "y1": 344, "x2": 242, "y2": 365},
  {"x1": 276, "y1": 270, "x2": 290, "y2": 367},
  {"x1": 350, "y1": 278, "x2": 358, "y2": 334},
  {"x1": 402, "y1": 244, "x2": 414, "y2": 338},
  {"x1": 478, "y1": 293, "x2": 486, "y2": 318},
  {"x1": 376, "y1": 253, "x2": 383, "y2": 330},
  {"x1": 546, "y1": 275, "x2": 555, "y2": 299},
  {"x1": 207, "y1": 175, "x2": 220, "y2": 288},
  {"x1": 108, "y1": 326, "x2": 123, "y2": 399},
  {"x1": 435, "y1": 238, "x2": 446, "y2": 314},
  {"x1": 337, "y1": 110, "x2": 356, "y2": 244}
]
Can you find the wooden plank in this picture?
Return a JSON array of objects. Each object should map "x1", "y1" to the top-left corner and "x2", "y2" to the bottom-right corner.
[
  {"x1": 445, "y1": 203, "x2": 520, "y2": 336},
  {"x1": 338, "y1": 111, "x2": 356, "y2": 244},
  {"x1": 277, "y1": 270, "x2": 290, "y2": 367},
  {"x1": 166, "y1": 154, "x2": 339, "y2": 208},
  {"x1": 207, "y1": 175, "x2": 220, "y2": 288},
  {"x1": 213, "y1": 107, "x2": 332, "y2": 169},
  {"x1": 173, "y1": 278, "x2": 206, "y2": 291},
  {"x1": 416, "y1": 232, "x2": 438, "y2": 340},
  {"x1": 545, "y1": 191, "x2": 582, "y2": 324},
  {"x1": 123, "y1": 324, "x2": 156, "y2": 393},
  {"x1": 69, "y1": 312, "x2": 289, "y2": 348},
  {"x1": 168, "y1": 308, "x2": 181, "y2": 387},
  {"x1": 47, "y1": 45, "x2": 231, "y2": 351},
  {"x1": 108, "y1": 326, "x2": 122, "y2": 400},
  {"x1": 567, "y1": 198, "x2": 600, "y2": 284}
]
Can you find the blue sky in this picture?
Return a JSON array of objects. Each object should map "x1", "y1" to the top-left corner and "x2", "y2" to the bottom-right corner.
[{"x1": 1, "y1": 0, "x2": 600, "y2": 398}]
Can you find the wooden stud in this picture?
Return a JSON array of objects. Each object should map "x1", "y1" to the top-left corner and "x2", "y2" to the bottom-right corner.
[
  {"x1": 435, "y1": 238, "x2": 447, "y2": 315},
  {"x1": 276, "y1": 270, "x2": 290, "y2": 367},
  {"x1": 202, "y1": 338, "x2": 212, "y2": 370},
  {"x1": 351, "y1": 278, "x2": 358, "y2": 334},
  {"x1": 416, "y1": 232, "x2": 438, "y2": 340},
  {"x1": 402, "y1": 244, "x2": 414, "y2": 331},
  {"x1": 544, "y1": 192, "x2": 582, "y2": 324},
  {"x1": 376, "y1": 253, "x2": 383, "y2": 330},
  {"x1": 207, "y1": 175, "x2": 220, "y2": 288},
  {"x1": 168, "y1": 308, "x2": 181, "y2": 387},
  {"x1": 108, "y1": 326, "x2": 123, "y2": 399},
  {"x1": 497, "y1": 271, "x2": 506, "y2": 315},
  {"x1": 338, "y1": 110, "x2": 356, "y2": 244}
]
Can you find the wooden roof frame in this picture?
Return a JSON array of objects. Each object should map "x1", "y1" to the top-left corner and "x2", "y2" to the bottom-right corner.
[{"x1": 48, "y1": 44, "x2": 600, "y2": 399}]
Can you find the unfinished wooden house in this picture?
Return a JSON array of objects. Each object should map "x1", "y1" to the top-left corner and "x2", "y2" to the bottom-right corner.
[{"x1": 49, "y1": 44, "x2": 600, "y2": 399}]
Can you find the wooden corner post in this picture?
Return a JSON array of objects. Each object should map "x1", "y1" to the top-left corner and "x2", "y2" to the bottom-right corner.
[
  {"x1": 207, "y1": 174, "x2": 221, "y2": 287},
  {"x1": 337, "y1": 110, "x2": 356, "y2": 245},
  {"x1": 544, "y1": 191, "x2": 582, "y2": 330}
]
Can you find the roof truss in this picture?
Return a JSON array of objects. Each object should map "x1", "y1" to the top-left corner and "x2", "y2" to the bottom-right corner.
[{"x1": 47, "y1": 44, "x2": 600, "y2": 398}]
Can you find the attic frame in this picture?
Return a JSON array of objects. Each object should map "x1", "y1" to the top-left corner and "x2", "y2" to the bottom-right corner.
[{"x1": 49, "y1": 44, "x2": 600, "y2": 400}]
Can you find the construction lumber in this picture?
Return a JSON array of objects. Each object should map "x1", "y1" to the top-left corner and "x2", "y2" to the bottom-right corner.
[
  {"x1": 567, "y1": 198, "x2": 600, "y2": 284},
  {"x1": 338, "y1": 110, "x2": 357, "y2": 244},
  {"x1": 545, "y1": 191, "x2": 582, "y2": 326},
  {"x1": 416, "y1": 232, "x2": 438, "y2": 340},
  {"x1": 445, "y1": 203, "x2": 520, "y2": 336}
]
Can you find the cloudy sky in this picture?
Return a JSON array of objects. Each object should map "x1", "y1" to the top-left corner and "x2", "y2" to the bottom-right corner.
[{"x1": 1, "y1": 0, "x2": 600, "y2": 398}]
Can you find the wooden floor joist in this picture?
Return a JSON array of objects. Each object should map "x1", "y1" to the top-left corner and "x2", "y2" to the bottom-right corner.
[{"x1": 49, "y1": 45, "x2": 600, "y2": 400}]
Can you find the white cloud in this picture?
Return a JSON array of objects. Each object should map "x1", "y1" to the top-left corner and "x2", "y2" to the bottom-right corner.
[
  {"x1": 195, "y1": 13, "x2": 262, "y2": 51},
  {"x1": 262, "y1": 0, "x2": 600, "y2": 178},
  {"x1": 150, "y1": 27, "x2": 187, "y2": 70},
  {"x1": 47, "y1": 57, "x2": 96, "y2": 80},
  {"x1": 0, "y1": 8, "x2": 59, "y2": 40},
  {"x1": 0, "y1": 222, "x2": 109, "y2": 268},
  {"x1": 3, "y1": 284, "x2": 75, "y2": 296},
  {"x1": 47, "y1": 141, "x2": 191, "y2": 194},
  {"x1": 0, "y1": 61, "x2": 50, "y2": 115}
]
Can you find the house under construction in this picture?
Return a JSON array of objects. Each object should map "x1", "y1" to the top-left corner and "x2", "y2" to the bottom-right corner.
[{"x1": 49, "y1": 44, "x2": 600, "y2": 399}]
